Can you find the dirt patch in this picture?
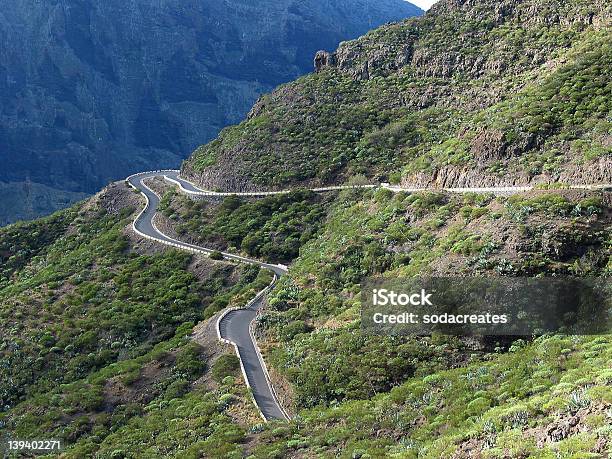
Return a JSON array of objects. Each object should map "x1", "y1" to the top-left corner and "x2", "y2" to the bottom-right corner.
[
  {"x1": 528, "y1": 403, "x2": 611, "y2": 451},
  {"x1": 81, "y1": 180, "x2": 141, "y2": 218},
  {"x1": 451, "y1": 403, "x2": 611, "y2": 458},
  {"x1": 423, "y1": 190, "x2": 610, "y2": 276},
  {"x1": 102, "y1": 355, "x2": 175, "y2": 411},
  {"x1": 226, "y1": 394, "x2": 266, "y2": 427},
  {"x1": 189, "y1": 256, "x2": 239, "y2": 283},
  {"x1": 142, "y1": 176, "x2": 169, "y2": 197},
  {"x1": 266, "y1": 363, "x2": 296, "y2": 418},
  {"x1": 191, "y1": 311, "x2": 234, "y2": 390}
]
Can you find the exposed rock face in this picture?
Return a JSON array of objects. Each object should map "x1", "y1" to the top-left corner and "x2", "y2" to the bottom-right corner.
[
  {"x1": 319, "y1": 0, "x2": 612, "y2": 82},
  {"x1": 314, "y1": 51, "x2": 336, "y2": 73},
  {"x1": 183, "y1": 0, "x2": 611, "y2": 193},
  {"x1": 399, "y1": 156, "x2": 612, "y2": 190},
  {"x1": 0, "y1": 0, "x2": 422, "y2": 225}
]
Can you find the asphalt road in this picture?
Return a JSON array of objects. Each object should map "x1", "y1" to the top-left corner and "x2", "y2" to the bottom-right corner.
[
  {"x1": 218, "y1": 294, "x2": 288, "y2": 420},
  {"x1": 128, "y1": 171, "x2": 287, "y2": 276},
  {"x1": 162, "y1": 170, "x2": 377, "y2": 196},
  {"x1": 127, "y1": 171, "x2": 288, "y2": 421}
]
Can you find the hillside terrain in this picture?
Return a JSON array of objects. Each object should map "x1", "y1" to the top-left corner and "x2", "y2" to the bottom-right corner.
[
  {"x1": 0, "y1": 182, "x2": 275, "y2": 456},
  {"x1": 184, "y1": 0, "x2": 611, "y2": 191},
  {"x1": 0, "y1": 0, "x2": 610, "y2": 457},
  {"x1": 1, "y1": 178, "x2": 608, "y2": 458},
  {"x1": 0, "y1": 0, "x2": 421, "y2": 225}
]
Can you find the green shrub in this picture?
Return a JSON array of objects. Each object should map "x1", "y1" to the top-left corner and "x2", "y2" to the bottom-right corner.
[
  {"x1": 281, "y1": 320, "x2": 313, "y2": 341},
  {"x1": 212, "y1": 355, "x2": 241, "y2": 382},
  {"x1": 175, "y1": 343, "x2": 206, "y2": 378},
  {"x1": 164, "y1": 379, "x2": 190, "y2": 400},
  {"x1": 209, "y1": 250, "x2": 224, "y2": 260}
]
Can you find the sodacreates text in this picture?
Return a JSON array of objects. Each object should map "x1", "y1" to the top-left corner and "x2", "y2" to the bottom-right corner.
[{"x1": 370, "y1": 289, "x2": 509, "y2": 326}]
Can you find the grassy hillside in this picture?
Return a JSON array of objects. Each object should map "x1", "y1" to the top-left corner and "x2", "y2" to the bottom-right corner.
[
  {"x1": 152, "y1": 180, "x2": 611, "y2": 457},
  {"x1": 153, "y1": 182, "x2": 334, "y2": 264},
  {"x1": 0, "y1": 183, "x2": 273, "y2": 457},
  {"x1": 251, "y1": 334, "x2": 611, "y2": 458},
  {"x1": 1, "y1": 180, "x2": 609, "y2": 459},
  {"x1": 257, "y1": 188, "x2": 610, "y2": 410},
  {"x1": 183, "y1": 0, "x2": 611, "y2": 191}
]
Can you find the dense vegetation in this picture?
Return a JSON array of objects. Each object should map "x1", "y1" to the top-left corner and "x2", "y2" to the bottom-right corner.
[
  {"x1": 0, "y1": 186, "x2": 272, "y2": 457},
  {"x1": 251, "y1": 334, "x2": 611, "y2": 457},
  {"x1": 1, "y1": 1, "x2": 611, "y2": 457},
  {"x1": 0, "y1": 209, "x2": 78, "y2": 289},
  {"x1": 159, "y1": 189, "x2": 332, "y2": 263},
  {"x1": 1, "y1": 185, "x2": 608, "y2": 458},
  {"x1": 184, "y1": 0, "x2": 611, "y2": 191},
  {"x1": 258, "y1": 189, "x2": 610, "y2": 412}
]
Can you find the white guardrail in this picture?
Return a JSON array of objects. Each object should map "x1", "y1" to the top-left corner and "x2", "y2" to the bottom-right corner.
[
  {"x1": 162, "y1": 172, "x2": 611, "y2": 197},
  {"x1": 215, "y1": 275, "x2": 290, "y2": 422},
  {"x1": 126, "y1": 171, "x2": 288, "y2": 266},
  {"x1": 381, "y1": 184, "x2": 612, "y2": 194},
  {"x1": 131, "y1": 169, "x2": 611, "y2": 198},
  {"x1": 163, "y1": 174, "x2": 378, "y2": 197},
  {"x1": 126, "y1": 171, "x2": 289, "y2": 422},
  {"x1": 248, "y1": 308, "x2": 292, "y2": 421}
]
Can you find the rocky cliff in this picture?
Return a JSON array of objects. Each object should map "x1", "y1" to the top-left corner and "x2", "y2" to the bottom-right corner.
[
  {"x1": 0, "y1": 0, "x2": 422, "y2": 225},
  {"x1": 184, "y1": 0, "x2": 611, "y2": 191}
]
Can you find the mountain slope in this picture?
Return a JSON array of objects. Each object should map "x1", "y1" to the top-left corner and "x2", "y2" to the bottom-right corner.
[
  {"x1": 251, "y1": 334, "x2": 612, "y2": 458},
  {"x1": 0, "y1": 0, "x2": 422, "y2": 225},
  {"x1": 1, "y1": 1, "x2": 610, "y2": 457},
  {"x1": 184, "y1": 0, "x2": 611, "y2": 191},
  {"x1": 0, "y1": 182, "x2": 276, "y2": 455},
  {"x1": 1, "y1": 178, "x2": 610, "y2": 457}
]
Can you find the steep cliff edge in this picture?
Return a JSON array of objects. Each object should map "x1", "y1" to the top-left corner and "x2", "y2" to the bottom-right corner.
[
  {"x1": 183, "y1": 0, "x2": 611, "y2": 191},
  {"x1": 0, "y1": 0, "x2": 422, "y2": 225}
]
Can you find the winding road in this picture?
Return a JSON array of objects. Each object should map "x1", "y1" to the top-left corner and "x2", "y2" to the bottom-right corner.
[
  {"x1": 217, "y1": 290, "x2": 289, "y2": 421},
  {"x1": 127, "y1": 170, "x2": 611, "y2": 421},
  {"x1": 127, "y1": 171, "x2": 287, "y2": 276},
  {"x1": 127, "y1": 171, "x2": 288, "y2": 421}
]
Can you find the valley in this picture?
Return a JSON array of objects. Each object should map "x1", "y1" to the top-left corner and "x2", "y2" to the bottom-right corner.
[{"x1": 0, "y1": 0, "x2": 422, "y2": 225}]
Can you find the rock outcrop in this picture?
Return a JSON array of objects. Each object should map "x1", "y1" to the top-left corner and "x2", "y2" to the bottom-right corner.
[
  {"x1": 314, "y1": 51, "x2": 337, "y2": 73},
  {"x1": 184, "y1": 0, "x2": 611, "y2": 193}
]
